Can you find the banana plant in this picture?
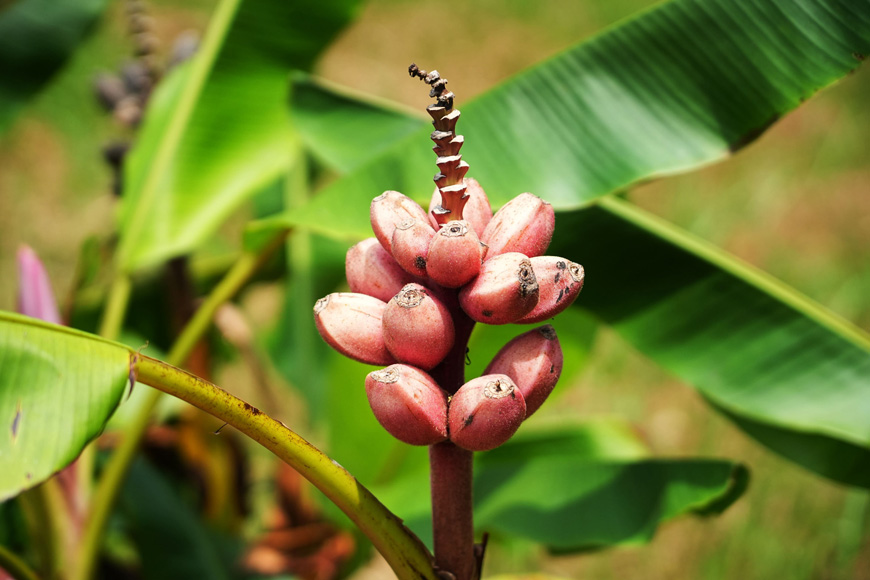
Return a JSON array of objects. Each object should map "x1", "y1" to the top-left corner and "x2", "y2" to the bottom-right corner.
[{"x1": 1, "y1": 0, "x2": 868, "y2": 579}]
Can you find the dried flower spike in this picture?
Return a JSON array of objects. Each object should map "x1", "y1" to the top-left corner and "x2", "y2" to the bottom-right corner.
[
  {"x1": 410, "y1": 63, "x2": 469, "y2": 228},
  {"x1": 429, "y1": 178, "x2": 493, "y2": 237}
]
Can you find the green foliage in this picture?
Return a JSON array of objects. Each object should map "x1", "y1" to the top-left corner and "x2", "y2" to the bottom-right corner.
[
  {"x1": 466, "y1": 308, "x2": 597, "y2": 386},
  {"x1": 372, "y1": 421, "x2": 747, "y2": 551},
  {"x1": 1, "y1": 0, "x2": 869, "y2": 577},
  {"x1": 0, "y1": 0, "x2": 108, "y2": 133},
  {"x1": 117, "y1": 0, "x2": 362, "y2": 271},
  {"x1": 119, "y1": 458, "x2": 240, "y2": 580},
  {"x1": 291, "y1": 74, "x2": 424, "y2": 173},
  {"x1": 551, "y1": 199, "x2": 870, "y2": 487},
  {"x1": 473, "y1": 459, "x2": 746, "y2": 552},
  {"x1": 273, "y1": 1, "x2": 870, "y2": 487},
  {"x1": 0, "y1": 312, "x2": 131, "y2": 500},
  {"x1": 284, "y1": 0, "x2": 870, "y2": 236}
]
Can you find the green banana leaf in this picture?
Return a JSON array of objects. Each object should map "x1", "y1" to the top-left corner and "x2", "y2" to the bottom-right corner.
[
  {"x1": 284, "y1": 0, "x2": 870, "y2": 238},
  {"x1": 550, "y1": 197, "x2": 870, "y2": 488},
  {"x1": 373, "y1": 421, "x2": 748, "y2": 552},
  {"x1": 291, "y1": 74, "x2": 424, "y2": 173},
  {"x1": 0, "y1": 312, "x2": 131, "y2": 500},
  {"x1": 116, "y1": 0, "x2": 361, "y2": 272},
  {"x1": 265, "y1": 147, "x2": 352, "y2": 423},
  {"x1": 713, "y1": 402, "x2": 870, "y2": 488},
  {"x1": 0, "y1": 0, "x2": 107, "y2": 133}
]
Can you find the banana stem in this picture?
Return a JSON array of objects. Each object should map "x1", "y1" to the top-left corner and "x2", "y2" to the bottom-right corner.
[
  {"x1": 428, "y1": 293, "x2": 478, "y2": 579},
  {"x1": 429, "y1": 442, "x2": 475, "y2": 580}
]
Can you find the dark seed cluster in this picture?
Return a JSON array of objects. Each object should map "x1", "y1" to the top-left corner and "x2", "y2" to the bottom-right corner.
[
  {"x1": 408, "y1": 63, "x2": 455, "y2": 110},
  {"x1": 93, "y1": 0, "x2": 200, "y2": 196}
]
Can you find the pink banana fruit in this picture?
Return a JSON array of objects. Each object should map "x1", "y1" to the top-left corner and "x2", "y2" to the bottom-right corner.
[
  {"x1": 484, "y1": 325, "x2": 563, "y2": 417},
  {"x1": 391, "y1": 219, "x2": 435, "y2": 278},
  {"x1": 459, "y1": 252, "x2": 539, "y2": 324},
  {"x1": 518, "y1": 257, "x2": 585, "y2": 324},
  {"x1": 313, "y1": 293, "x2": 395, "y2": 366},
  {"x1": 382, "y1": 283, "x2": 455, "y2": 370},
  {"x1": 370, "y1": 190, "x2": 430, "y2": 254},
  {"x1": 448, "y1": 374, "x2": 526, "y2": 451},
  {"x1": 480, "y1": 193, "x2": 555, "y2": 258},
  {"x1": 365, "y1": 364, "x2": 449, "y2": 445},
  {"x1": 426, "y1": 220, "x2": 483, "y2": 288},
  {"x1": 345, "y1": 237, "x2": 415, "y2": 303}
]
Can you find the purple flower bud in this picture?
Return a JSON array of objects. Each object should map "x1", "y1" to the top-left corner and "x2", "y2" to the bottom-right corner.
[
  {"x1": 17, "y1": 245, "x2": 61, "y2": 325},
  {"x1": 484, "y1": 325, "x2": 563, "y2": 417},
  {"x1": 366, "y1": 365, "x2": 448, "y2": 445},
  {"x1": 346, "y1": 237, "x2": 416, "y2": 303},
  {"x1": 313, "y1": 293, "x2": 396, "y2": 366},
  {"x1": 382, "y1": 284, "x2": 455, "y2": 370},
  {"x1": 448, "y1": 375, "x2": 526, "y2": 451}
]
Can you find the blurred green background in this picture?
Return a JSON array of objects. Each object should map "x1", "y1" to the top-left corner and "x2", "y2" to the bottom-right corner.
[{"x1": 1, "y1": 0, "x2": 868, "y2": 578}]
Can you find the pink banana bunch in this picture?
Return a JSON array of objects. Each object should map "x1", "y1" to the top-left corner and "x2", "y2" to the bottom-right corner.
[{"x1": 313, "y1": 65, "x2": 584, "y2": 452}]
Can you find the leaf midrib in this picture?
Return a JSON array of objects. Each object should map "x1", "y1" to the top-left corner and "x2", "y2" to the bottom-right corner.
[{"x1": 597, "y1": 195, "x2": 870, "y2": 353}]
